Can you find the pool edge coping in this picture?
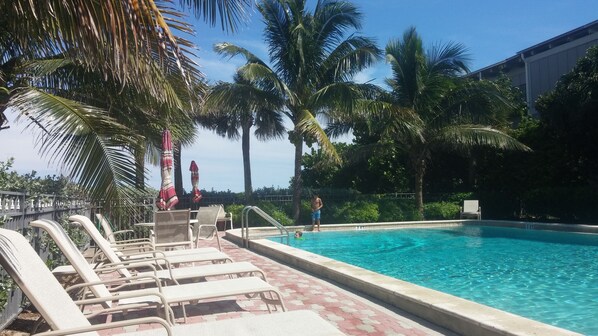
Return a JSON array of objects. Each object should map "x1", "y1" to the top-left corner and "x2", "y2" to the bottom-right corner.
[{"x1": 226, "y1": 220, "x2": 586, "y2": 336}]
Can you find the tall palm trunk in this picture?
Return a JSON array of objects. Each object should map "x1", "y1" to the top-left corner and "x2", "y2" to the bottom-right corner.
[
  {"x1": 412, "y1": 155, "x2": 426, "y2": 219},
  {"x1": 468, "y1": 150, "x2": 478, "y2": 189},
  {"x1": 173, "y1": 142, "x2": 183, "y2": 206},
  {"x1": 292, "y1": 139, "x2": 304, "y2": 224},
  {"x1": 241, "y1": 121, "x2": 253, "y2": 203},
  {"x1": 134, "y1": 147, "x2": 146, "y2": 190}
]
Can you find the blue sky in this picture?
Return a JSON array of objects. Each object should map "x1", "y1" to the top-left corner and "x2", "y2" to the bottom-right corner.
[{"x1": 2, "y1": 1, "x2": 597, "y2": 193}]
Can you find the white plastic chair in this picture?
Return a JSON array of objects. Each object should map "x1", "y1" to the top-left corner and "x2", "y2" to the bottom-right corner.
[{"x1": 460, "y1": 200, "x2": 481, "y2": 219}]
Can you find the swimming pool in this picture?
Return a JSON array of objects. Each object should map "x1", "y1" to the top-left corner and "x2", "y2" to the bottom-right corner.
[{"x1": 284, "y1": 225, "x2": 598, "y2": 335}]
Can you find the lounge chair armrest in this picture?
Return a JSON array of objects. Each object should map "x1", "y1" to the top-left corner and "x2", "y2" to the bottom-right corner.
[
  {"x1": 115, "y1": 251, "x2": 175, "y2": 270},
  {"x1": 66, "y1": 274, "x2": 164, "y2": 294},
  {"x1": 37, "y1": 316, "x2": 173, "y2": 336},
  {"x1": 118, "y1": 249, "x2": 168, "y2": 259},
  {"x1": 111, "y1": 238, "x2": 153, "y2": 246},
  {"x1": 94, "y1": 259, "x2": 177, "y2": 282},
  {"x1": 152, "y1": 241, "x2": 194, "y2": 250},
  {"x1": 196, "y1": 224, "x2": 217, "y2": 232},
  {"x1": 114, "y1": 245, "x2": 156, "y2": 255},
  {"x1": 107, "y1": 229, "x2": 135, "y2": 240},
  {"x1": 112, "y1": 240, "x2": 154, "y2": 249},
  {"x1": 93, "y1": 261, "x2": 157, "y2": 275},
  {"x1": 74, "y1": 289, "x2": 175, "y2": 324}
]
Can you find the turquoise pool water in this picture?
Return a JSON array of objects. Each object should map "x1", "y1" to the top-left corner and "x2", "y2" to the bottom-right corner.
[{"x1": 283, "y1": 226, "x2": 598, "y2": 335}]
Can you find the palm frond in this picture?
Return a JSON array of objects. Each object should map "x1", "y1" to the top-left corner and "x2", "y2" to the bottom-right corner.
[
  {"x1": 426, "y1": 41, "x2": 471, "y2": 75},
  {"x1": 322, "y1": 35, "x2": 382, "y2": 81},
  {"x1": 438, "y1": 125, "x2": 532, "y2": 152},
  {"x1": 385, "y1": 27, "x2": 425, "y2": 106},
  {"x1": 8, "y1": 87, "x2": 145, "y2": 208},
  {"x1": 254, "y1": 110, "x2": 286, "y2": 140},
  {"x1": 179, "y1": 0, "x2": 253, "y2": 32},
  {"x1": 296, "y1": 109, "x2": 340, "y2": 164},
  {"x1": 214, "y1": 42, "x2": 267, "y2": 65},
  {"x1": 203, "y1": 73, "x2": 286, "y2": 142},
  {"x1": 257, "y1": 0, "x2": 294, "y2": 81},
  {"x1": 313, "y1": 0, "x2": 362, "y2": 51},
  {"x1": 19, "y1": 56, "x2": 190, "y2": 112},
  {"x1": 324, "y1": 121, "x2": 353, "y2": 139},
  {"x1": 238, "y1": 62, "x2": 297, "y2": 106},
  {"x1": 310, "y1": 82, "x2": 362, "y2": 115}
]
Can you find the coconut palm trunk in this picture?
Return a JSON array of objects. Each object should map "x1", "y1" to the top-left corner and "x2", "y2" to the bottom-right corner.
[
  {"x1": 134, "y1": 147, "x2": 146, "y2": 190},
  {"x1": 292, "y1": 137, "x2": 304, "y2": 223},
  {"x1": 241, "y1": 121, "x2": 253, "y2": 202},
  {"x1": 413, "y1": 157, "x2": 426, "y2": 219},
  {"x1": 174, "y1": 142, "x2": 184, "y2": 202}
]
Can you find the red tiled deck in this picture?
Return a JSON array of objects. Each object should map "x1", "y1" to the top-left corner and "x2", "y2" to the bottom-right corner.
[{"x1": 88, "y1": 233, "x2": 452, "y2": 336}]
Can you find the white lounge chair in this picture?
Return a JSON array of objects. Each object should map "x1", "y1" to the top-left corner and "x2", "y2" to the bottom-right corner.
[
  {"x1": 0, "y1": 228, "x2": 345, "y2": 336},
  {"x1": 460, "y1": 200, "x2": 482, "y2": 220},
  {"x1": 96, "y1": 213, "x2": 148, "y2": 245},
  {"x1": 30, "y1": 219, "x2": 286, "y2": 322},
  {"x1": 71, "y1": 215, "x2": 231, "y2": 265},
  {"x1": 32, "y1": 219, "x2": 268, "y2": 286},
  {"x1": 191, "y1": 206, "x2": 222, "y2": 249},
  {"x1": 153, "y1": 209, "x2": 194, "y2": 250}
]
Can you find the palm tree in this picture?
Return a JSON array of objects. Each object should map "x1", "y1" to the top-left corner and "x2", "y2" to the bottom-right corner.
[
  {"x1": 379, "y1": 27, "x2": 530, "y2": 217},
  {"x1": 3, "y1": 56, "x2": 200, "y2": 204},
  {"x1": 0, "y1": 0, "x2": 251, "y2": 207},
  {"x1": 215, "y1": 0, "x2": 381, "y2": 222},
  {"x1": 203, "y1": 73, "x2": 286, "y2": 202}
]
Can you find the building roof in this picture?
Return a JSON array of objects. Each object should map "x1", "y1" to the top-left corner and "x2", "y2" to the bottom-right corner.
[{"x1": 469, "y1": 20, "x2": 598, "y2": 77}]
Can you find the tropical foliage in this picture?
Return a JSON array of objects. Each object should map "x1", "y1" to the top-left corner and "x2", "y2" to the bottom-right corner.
[
  {"x1": 203, "y1": 72, "x2": 286, "y2": 202},
  {"x1": 330, "y1": 27, "x2": 530, "y2": 217},
  {"x1": 0, "y1": 0, "x2": 252, "y2": 209},
  {"x1": 214, "y1": 0, "x2": 382, "y2": 223},
  {"x1": 473, "y1": 45, "x2": 598, "y2": 222}
]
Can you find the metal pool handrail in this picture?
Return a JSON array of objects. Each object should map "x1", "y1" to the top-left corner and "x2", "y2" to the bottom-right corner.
[{"x1": 241, "y1": 206, "x2": 289, "y2": 247}]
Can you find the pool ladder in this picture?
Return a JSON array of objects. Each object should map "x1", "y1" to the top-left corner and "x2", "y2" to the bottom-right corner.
[{"x1": 241, "y1": 206, "x2": 289, "y2": 247}]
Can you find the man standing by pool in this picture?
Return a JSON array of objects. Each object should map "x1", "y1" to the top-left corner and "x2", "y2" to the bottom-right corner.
[{"x1": 311, "y1": 194, "x2": 323, "y2": 232}]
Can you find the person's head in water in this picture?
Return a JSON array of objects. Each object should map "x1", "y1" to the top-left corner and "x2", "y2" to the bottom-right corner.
[{"x1": 294, "y1": 230, "x2": 303, "y2": 238}]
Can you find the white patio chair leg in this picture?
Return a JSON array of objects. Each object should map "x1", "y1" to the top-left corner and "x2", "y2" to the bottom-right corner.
[{"x1": 215, "y1": 230, "x2": 222, "y2": 251}]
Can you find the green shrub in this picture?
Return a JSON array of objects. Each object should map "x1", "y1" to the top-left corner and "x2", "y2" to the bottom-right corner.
[
  {"x1": 225, "y1": 202, "x2": 293, "y2": 227},
  {"x1": 225, "y1": 204, "x2": 246, "y2": 226},
  {"x1": 442, "y1": 192, "x2": 475, "y2": 203},
  {"x1": 297, "y1": 200, "x2": 314, "y2": 225},
  {"x1": 424, "y1": 202, "x2": 460, "y2": 220},
  {"x1": 378, "y1": 199, "x2": 419, "y2": 221},
  {"x1": 333, "y1": 201, "x2": 379, "y2": 223}
]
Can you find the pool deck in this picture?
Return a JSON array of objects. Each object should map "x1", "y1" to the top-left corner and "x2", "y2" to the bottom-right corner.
[{"x1": 82, "y1": 232, "x2": 454, "y2": 336}]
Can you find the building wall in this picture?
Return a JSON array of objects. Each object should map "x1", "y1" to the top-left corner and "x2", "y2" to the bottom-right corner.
[
  {"x1": 524, "y1": 33, "x2": 598, "y2": 115},
  {"x1": 468, "y1": 21, "x2": 598, "y2": 116},
  {"x1": 508, "y1": 66, "x2": 526, "y2": 93}
]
